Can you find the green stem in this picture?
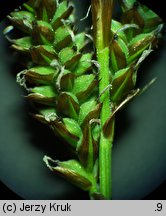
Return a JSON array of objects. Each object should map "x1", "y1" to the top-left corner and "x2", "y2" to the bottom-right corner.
[
  {"x1": 97, "y1": 48, "x2": 114, "y2": 199},
  {"x1": 91, "y1": 0, "x2": 114, "y2": 199},
  {"x1": 99, "y1": 132, "x2": 114, "y2": 199}
]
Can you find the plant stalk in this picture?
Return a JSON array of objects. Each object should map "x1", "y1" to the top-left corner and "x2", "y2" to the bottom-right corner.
[
  {"x1": 91, "y1": 0, "x2": 114, "y2": 199},
  {"x1": 98, "y1": 48, "x2": 114, "y2": 199}
]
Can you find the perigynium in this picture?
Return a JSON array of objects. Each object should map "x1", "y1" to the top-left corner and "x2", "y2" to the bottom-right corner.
[{"x1": 4, "y1": 0, "x2": 163, "y2": 199}]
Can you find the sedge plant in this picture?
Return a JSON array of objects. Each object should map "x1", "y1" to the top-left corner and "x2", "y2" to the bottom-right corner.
[{"x1": 4, "y1": 0, "x2": 163, "y2": 199}]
